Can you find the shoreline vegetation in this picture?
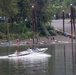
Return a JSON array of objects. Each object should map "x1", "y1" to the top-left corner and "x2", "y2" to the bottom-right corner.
[{"x1": 0, "y1": 22, "x2": 56, "y2": 41}]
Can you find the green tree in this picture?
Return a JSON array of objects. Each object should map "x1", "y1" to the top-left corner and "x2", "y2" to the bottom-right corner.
[
  {"x1": 64, "y1": 0, "x2": 73, "y2": 6},
  {"x1": 17, "y1": 0, "x2": 32, "y2": 34},
  {"x1": 53, "y1": 0, "x2": 63, "y2": 19},
  {"x1": 33, "y1": 0, "x2": 52, "y2": 36},
  {"x1": 0, "y1": 0, "x2": 18, "y2": 41}
]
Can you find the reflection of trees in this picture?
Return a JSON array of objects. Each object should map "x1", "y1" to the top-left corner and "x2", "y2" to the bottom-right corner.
[
  {"x1": 8, "y1": 55, "x2": 49, "y2": 75},
  {"x1": 72, "y1": 44, "x2": 76, "y2": 75},
  {"x1": 0, "y1": 60, "x2": 9, "y2": 75},
  {"x1": 55, "y1": 44, "x2": 74, "y2": 75}
]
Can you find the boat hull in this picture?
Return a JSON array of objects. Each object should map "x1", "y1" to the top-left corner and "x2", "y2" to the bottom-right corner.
[{"x1": 8, "y1": 48, "x2": 48, "y2": 57}]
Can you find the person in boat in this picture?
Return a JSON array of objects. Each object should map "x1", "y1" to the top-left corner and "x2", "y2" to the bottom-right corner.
[
  {"x1": 15, "y1": 50, "x2": 20, "y2": 54},
  {"x1": 31, "y1": 47, "x2": 39, "y2": 52},
  {"x1": 27, "y1": 47, "x2": 33, "y2": 52}
]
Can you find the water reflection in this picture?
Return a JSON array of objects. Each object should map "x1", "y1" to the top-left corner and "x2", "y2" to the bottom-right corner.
[
  {"x1": 55, "y1": 44, "x2": 73, "y2": 75},
  {"x1": 72, "y1": 44, "x2": 76, "y2": 75},
  {"x1": 74, "y1": 44, "x2": 76, "y2": 75},
  {"x1": 63, "y1": 44, "x2": 66, "y2": 75},
  {"x1": 0, "y1": 44, "x2": 76, "y2": 75},
  {"x1": 8, "y1": 53, "x2": 51, "y2": 75}
]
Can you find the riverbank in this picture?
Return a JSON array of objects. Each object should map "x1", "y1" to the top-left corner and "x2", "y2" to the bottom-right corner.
[{"x1": 0, "y1": 35, "x2": 74, "y2": 47}]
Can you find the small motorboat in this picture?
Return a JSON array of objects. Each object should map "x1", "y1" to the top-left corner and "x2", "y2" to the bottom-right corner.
[{"x1": 8, "y1": 48, "x2": 48, "y2": 57}]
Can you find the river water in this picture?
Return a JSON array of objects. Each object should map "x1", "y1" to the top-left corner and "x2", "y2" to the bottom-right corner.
[{"x1": 0, "y1": 43, "x2": 76, "y2": 75}]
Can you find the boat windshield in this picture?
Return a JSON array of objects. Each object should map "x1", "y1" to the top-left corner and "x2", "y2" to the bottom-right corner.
[{"x1": 27, "y1": 49, "x2": 33, "y2": 52}]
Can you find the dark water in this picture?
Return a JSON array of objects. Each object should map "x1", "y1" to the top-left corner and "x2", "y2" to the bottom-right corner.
[{"x1": 0, "y1": 43, "x2": 76, "y2": 75}]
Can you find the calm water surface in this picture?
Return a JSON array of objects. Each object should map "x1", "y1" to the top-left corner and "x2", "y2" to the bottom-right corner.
[{"x1": 0, "y1": 43, "x2": 76, "y2": 75}]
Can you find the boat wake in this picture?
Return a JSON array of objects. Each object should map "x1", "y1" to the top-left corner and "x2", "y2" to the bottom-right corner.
[
  {"x1": 0, "y1": 53, "x2": 51, "y2": 60},
  {"x1": 8, "y1": 53, "x2": 51, "y2": 63},
  {"x1": 0, "y1": 56, "x2": 8, "y2": 59}
]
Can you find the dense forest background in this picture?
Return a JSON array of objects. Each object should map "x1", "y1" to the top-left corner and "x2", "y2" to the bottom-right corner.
[{"x1": 0, "y1": 0, "x2": 76, "y2": 40}]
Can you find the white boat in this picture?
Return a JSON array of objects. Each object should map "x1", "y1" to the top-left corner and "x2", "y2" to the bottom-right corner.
[
  {"x1": 8, "y1": 48, "x2": 48, "y2": 57},
  {"x1": 33, "y1": 48, "x2": 48, "y2": 53}
]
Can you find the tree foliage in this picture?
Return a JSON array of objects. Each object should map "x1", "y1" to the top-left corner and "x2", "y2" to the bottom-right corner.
[
  {"x1": 0, "y1": 0, "x2": 18, "y2": 16},
  {"x1": 1, "y1": 0, "x2": 75, "y2": 39}
]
